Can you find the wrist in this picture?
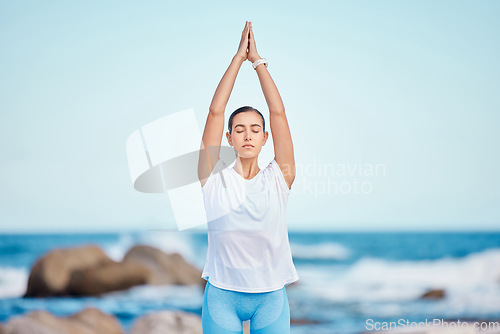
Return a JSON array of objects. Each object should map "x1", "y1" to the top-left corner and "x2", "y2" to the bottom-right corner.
[
  {"x1": 233, "y1": 54, "x2": 246, "y2": 63},
  {"x1": 249, "y1": 55, "x2": 261, "y2": 63},
  {"x1": 251, "y1": 58, "x2": 268, "y2": 70}
]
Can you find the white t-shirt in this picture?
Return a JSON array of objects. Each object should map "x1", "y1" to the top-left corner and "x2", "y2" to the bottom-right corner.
[{"x1": 201, "y1": 158, "x2": 299, "y2": 292}]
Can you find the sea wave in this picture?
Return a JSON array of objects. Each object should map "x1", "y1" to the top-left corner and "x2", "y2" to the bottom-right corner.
[
  {"x1": 0, "y1": 266, "x2": 28, "y2": 298},
  {"x1": 294, "y1": 248, "x2": 500, "y2": 317}
]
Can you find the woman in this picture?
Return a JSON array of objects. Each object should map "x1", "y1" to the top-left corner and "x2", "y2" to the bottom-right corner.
[{"x1": 198, "y1": 20, "x2": 299, "y2": 333}]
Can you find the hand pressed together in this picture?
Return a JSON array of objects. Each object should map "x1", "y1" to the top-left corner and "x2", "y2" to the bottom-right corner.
[{"x1": 235, "y1": 21, "x2": 261, "y2": 63}]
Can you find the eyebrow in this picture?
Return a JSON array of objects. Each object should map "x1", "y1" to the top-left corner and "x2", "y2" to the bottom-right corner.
[{"x1": 234, "y1": 124, "x2": 261, "y2": 128}]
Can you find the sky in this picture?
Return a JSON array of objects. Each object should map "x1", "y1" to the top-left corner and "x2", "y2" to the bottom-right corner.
[{"x1": 0, "y1": 0, "x2": 499, "y2": 233}]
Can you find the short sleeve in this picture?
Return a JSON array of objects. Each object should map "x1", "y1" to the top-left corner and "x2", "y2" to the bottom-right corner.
[{"x1": 270, "y1": 159, "x2": 291, "y2": 194}]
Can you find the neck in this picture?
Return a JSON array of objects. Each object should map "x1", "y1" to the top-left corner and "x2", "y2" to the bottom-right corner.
[{"x1": 233, "y1": 156, "x2": 260, "y2": 179}]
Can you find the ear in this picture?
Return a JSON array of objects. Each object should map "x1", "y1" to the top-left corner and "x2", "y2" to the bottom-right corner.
[
  {"x1": 262, "y1": 131, "x2": 269, "y2": 145},
  {"x1": 226, "y1": 132, "x2": 233, "y2": 146}
]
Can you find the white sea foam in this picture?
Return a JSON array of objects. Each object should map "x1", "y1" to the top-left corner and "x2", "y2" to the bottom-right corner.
[
  {"x1": 102, "y1": 233, "x2": 137, "y2": 261},
  {"x1": 0, "y1": 266, "x2": 28, "y2": 298},
  {"x1": 295, "y1": 248, "x2": 500, "y2": 316},
  {"x1": 291, "y1": 242, "x2": 351, "y2": 260}
]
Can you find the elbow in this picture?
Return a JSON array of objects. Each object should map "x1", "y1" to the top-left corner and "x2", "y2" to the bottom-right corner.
[
  {"x1": 269, "y1": 107, "x2": 285, "y2": 115},
  {"x1": 209, "y1": 107, "x2": 224, "y2": 116}
]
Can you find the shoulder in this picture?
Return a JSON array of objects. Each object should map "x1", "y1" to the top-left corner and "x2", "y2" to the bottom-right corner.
[
  {"x1": 266, "y1": 158, "x2": 291, "y2": 192},
  {"x1": 201, "y1": 158, "x2": 229, "y2": 191}
]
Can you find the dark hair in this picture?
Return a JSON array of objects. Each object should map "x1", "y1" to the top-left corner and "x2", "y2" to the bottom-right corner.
[{"x1": 228, "y1": 106, "x2": 266, "y2": 134}]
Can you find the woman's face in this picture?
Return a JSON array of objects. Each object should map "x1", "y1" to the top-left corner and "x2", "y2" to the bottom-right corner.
[{"x1": 227, "y1": 111, "x2": 268, "y2": 159}]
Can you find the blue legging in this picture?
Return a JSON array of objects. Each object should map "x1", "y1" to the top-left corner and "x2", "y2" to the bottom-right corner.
[{"x1": 202, "y1": 281, "x2": 290, "y2": 333}]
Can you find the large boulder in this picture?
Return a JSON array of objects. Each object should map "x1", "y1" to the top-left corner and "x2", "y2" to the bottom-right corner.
[
  {"x1": 24, "y1": 245, "x2": 115, "y2": 297},
  {"x1": 123, "y1": 245, "x2": 204, "y2": 285},
  {"x1": 2, "y1": 307, "x2": 123, "y2": 334},
  {"x1": 24, "y1": 243, "x2": 203, "y2": 298},
  {"x1": 129, "y1": 311, "x2": 201, "y2": 334},
  {"x1": 66, "y1": 261, "x2": 151, "y2": 296}
]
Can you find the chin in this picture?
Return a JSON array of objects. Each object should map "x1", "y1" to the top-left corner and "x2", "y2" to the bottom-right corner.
[
  {"x1": 236, "y1": 151, "x2": 260, "y2": 159},
  {"x1": 238, "y1": 154, "x2": 257, "y2": 159}
]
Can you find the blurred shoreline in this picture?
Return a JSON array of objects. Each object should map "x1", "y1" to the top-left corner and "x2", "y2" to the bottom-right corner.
[{"x1": 0, "y1": 231, "x2": 499, "y2": 333}]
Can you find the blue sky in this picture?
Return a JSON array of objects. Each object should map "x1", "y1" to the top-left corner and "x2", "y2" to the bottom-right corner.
[{"x1": 1, "y1": 0, "x2": 499, "y2": 233}]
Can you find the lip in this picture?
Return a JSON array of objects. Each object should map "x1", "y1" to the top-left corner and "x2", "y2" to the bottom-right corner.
[{"x1": 243, "y1": 144, "x2": 254, "y2": 148}]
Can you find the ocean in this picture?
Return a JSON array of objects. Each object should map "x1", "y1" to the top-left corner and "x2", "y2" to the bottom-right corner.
[{"x1": 0, "y1": 231, "x2": 499, "y2": 333}]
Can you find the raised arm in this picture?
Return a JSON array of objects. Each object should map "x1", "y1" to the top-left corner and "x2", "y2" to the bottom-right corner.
[
  {"x1": 248, "y1": 22, "x2": 295, "y2": 190},
  {"x1": 198, "y1": 21, "x2": 250, "y2": 187}
]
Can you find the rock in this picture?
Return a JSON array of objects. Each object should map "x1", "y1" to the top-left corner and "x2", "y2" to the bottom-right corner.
[
  {"x1": 129, "y1": 310, "x2": 202, "y2": 334},
  {"x1": 66, "y1": 261, "x2": 151, "y2": 296},
  {"x1": 123, "y1": 245, "x2": 204, "y2": 285},
  {"x1": 3, "y1": 308, "x2": 123, "y2": 334},
  {"x1": 0, "y1": 322, "x2": 3, "y2": 334},
  {"x1": 24, "y1": 244, "x2": 154, "y2": 297},
  {"x1": 24, "y1": 245, "x2": 115, "y2": 297},
  {"x1": 3, "y1": 316, "x2": 56, "y2": 334},
  {"x1": 421, "y1": 289, "x2": 446, "y2": 299},
  {"x1": 67, "y1": 307, "x2": 123, "y2": 334}
]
